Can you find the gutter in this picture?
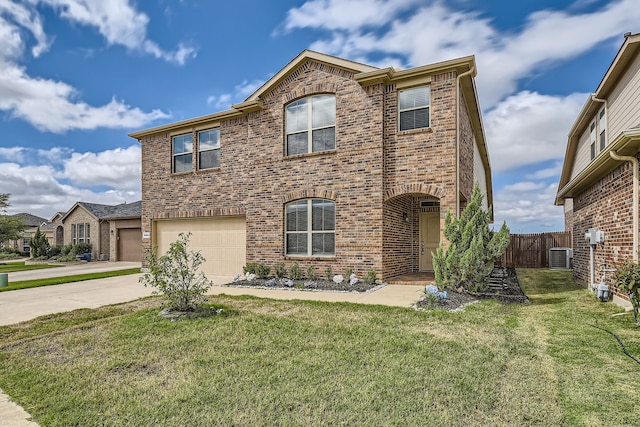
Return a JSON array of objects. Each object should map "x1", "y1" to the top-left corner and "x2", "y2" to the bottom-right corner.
[
  {"x1": 455, "y1": 66, "x2": 475, "y2": 217},
  {"x1": 609, "y1": 150, "x2": 639, "y2": 263}
]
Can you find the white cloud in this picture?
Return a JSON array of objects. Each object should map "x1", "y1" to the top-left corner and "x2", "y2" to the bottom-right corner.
[
  {"x1": 38, "y1": 0, "x2": 196, "y2": 64},
  {"x1": 1, "y1": 145, "x2": 141, "y2": 218},
  {"x1": 0, "y1": 146, "x2": 26, "y2": 162},
  {"x1": 493, "y1": 181, "x2": 565, "y2": 232},
  {"x1": 61, "y1": 145, "x2": 141, "y2": 190},
  {"x1": 525, "y1": 162, "x2": 563, "y2": 180},
  {"x1": 484, "y1": 91, "x2": 587, "y2": 172},
  {"x1": 207, "y1": 79, "x2": 264, "y2": 109}
]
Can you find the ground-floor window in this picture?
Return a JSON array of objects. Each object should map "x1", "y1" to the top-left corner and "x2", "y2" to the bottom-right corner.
[
  {"x1": 71, "y1": 223, "x2": 91, "y2": 245},
  {"x1": 285, "y1": 199, "x2": 335, "y2": 256}
]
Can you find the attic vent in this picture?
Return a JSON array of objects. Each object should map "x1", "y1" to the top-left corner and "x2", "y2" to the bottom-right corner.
[
  {"x1": 549, "y1": 248, "x2": 573, "y2": 270},
  {"x1": 420, "y1": 201, "x2": 440, "y2": 208}
]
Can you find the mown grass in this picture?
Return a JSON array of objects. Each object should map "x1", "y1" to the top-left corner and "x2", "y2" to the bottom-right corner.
[
  {"x1": 0, "y1": 261, "x2": 63, "y2": 273},
  {"x1": 0, "y1": 269, "x2": 638, "y2": 426},
  {"x1": 0, "y1": 268, "x2": 141, "y2": 292}
]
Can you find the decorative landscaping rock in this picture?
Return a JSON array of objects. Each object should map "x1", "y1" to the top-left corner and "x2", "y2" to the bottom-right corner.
[
  {"x1": 349, "y1": 273, "x2": 358, "y2": 286},
  {"x1": 333, "y1": 275, "x2": 344, "y2": 284},
  {"x1": 264, "y1": 278, "x2": 276, "y2": 287},
  {"x1": 245, "y1": 273, "x2": 256, "y2": 282}
]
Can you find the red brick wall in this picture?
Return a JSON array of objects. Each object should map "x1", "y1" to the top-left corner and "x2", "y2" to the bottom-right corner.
[
  {"x1": 572, "y1": 158, "x2": 637, "y2": 301},
  {"x1": 141, "y1": 60, "x2": 467, "y2": 279}
]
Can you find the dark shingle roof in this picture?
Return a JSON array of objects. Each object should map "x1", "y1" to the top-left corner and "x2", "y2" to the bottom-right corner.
[
  {"x1": 11, "y1": 213, "x2": 48, "y2": 227},
  {"x1": 77, "y1": 201, "x2": 141, "y2": 220}
]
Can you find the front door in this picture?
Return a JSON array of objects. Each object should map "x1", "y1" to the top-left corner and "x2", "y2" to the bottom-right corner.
[{"x1": 419, "y1": 213, "x2": 440, "y2": 271}]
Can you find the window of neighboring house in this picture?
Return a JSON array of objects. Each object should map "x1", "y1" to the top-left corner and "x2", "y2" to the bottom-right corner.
[
  {"x1": 399, "y1": 86, "x2": 430, "y2": 131},
  {"x1": 286, "y1": 95, "x2": 336, "y2": 156},
  {"x1": 590, "y1": 122, "x2": 596, "y2": 160},
  {"x1": 285, "y1": 199, "x2": 335, "y2": 256},
  {"x1": 173, "y1": 134, "x2": 193, "y2": 173},
  {"x1": 198, "y1": 129, "x2": 220, "y2": 169},
  {"x1": 72, "y1": 223, "x2": 90, "y2": 244},
  {"x1": 22, "y1": 239, "x2": 29, "y2": 253},
  {"x1": 599, "y1": 108, "x2": 606, "y2": 151}
]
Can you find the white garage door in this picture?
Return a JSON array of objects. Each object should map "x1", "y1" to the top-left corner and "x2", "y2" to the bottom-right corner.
[{"x1": 155, "y1": 217, "x2": 246, "y2": 283}]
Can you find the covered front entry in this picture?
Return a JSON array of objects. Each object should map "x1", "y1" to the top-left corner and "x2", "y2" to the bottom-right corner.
[
  {"x1": 154, "y1": 217, "x2": 246, "y2": 282},
  {"x1": 419, "y1": 212, "x2": 440, "y2": 271}
]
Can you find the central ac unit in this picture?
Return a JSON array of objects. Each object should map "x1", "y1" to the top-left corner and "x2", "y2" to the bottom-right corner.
[{"x1": 549, "y1": 247, "x2": 573, "y2": 269}]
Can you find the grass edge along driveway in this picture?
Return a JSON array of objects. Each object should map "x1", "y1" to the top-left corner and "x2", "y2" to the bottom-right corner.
[
  {"x1": 0, "y1": 268, "x2": 141, "y2": 292},
  {"x1": 0, "y1": 269, "x2": 638, "y2": 425}
]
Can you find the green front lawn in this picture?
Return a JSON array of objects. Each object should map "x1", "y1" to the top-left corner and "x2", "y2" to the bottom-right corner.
[
  {"x1": 0, "y1": 269, "x2": 638, "y2": 426},
  {"x1": 0, "y1": 268, "x2": 141, "y2": 292},
  {"x1": 0, "y1": 261, "x2": 63, "y2": 273}
]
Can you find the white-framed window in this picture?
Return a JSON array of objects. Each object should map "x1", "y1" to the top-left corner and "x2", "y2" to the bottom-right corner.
[
  {"x1": 198, "y1": 129, "x2": 220, "y2": 169},
  {"x1": 285, "y1": 199, "x2": 335, "y2": 256},
  {"x1": 286, "y1": 95, "x2": 336, "y2": 156},
  {"x1": 173, "y1": 134, "x2": 193, "y2": 173},
  {"x1": 590, "y1": 122, "x2": 596, "y2": 160},
  {"x1": 399, "y1": 86, "x2": 430, "y2": 131},
  {"x1": 599, "y1": 108, "x2": 606, "y2": 151},
  {"x1": 72, "y1": 223, "x2": 90, "y2": 244}
]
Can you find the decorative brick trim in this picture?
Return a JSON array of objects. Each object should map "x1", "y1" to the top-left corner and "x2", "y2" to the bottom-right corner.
[
  {"x1": 284, "y1": 83, "x2": 339, "y2": 103},
  {"x1": 384, "y1": 184, "x2": 445, "y2": 201},
  {"x1": 150, "y1": 207, "x2": 246, "y2": 220},
  {"x1": 281, "y1": 189, "x2": 338, "y2": 204}
]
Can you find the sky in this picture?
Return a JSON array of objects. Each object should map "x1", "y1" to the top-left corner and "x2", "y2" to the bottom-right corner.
[{"x1": 0, "y1": 0, "x2": 638, "y2": 233}]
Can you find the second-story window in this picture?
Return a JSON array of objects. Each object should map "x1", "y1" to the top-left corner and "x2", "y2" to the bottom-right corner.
[
  {"x1": 399, "y1": 86, "x2": 430, "y2": 131},
  {"x1": 590, "y1": 122, "x2": 596, "y2": 160},
  {"x1": 173, "y1": 134, "x2": 193, "y2": 173},
  {"x1": 286, "y1": 94, "x2": 336, "y2": 156},
  {"x1": 198, "y1": 129, "x2": 220, "y2": 169},
  {"x1": 599, "y1": 108, "x2": 606, "y2": 151}
]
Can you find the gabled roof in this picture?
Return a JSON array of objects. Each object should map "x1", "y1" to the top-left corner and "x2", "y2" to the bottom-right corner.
[
  {"x1": 557, "y1": 33, "x2": 640, "y2": 204},
  {"x1": 61, "y1": 201, "x2": 142, "y2": 222},
  {"x1": 11, "y1": 213, "x2": 48, "y2": 227}
]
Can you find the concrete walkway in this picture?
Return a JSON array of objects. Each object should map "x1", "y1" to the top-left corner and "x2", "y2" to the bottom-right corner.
[{"x1": 0, "y1": 269, "x2": 424, "y2": 426}]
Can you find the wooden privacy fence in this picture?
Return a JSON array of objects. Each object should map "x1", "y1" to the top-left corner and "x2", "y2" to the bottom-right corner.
[{"x1": 496, "y1": 232, "x2": 572, "y2": 268}]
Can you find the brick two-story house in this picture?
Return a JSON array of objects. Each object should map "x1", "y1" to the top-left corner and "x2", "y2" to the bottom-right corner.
[
  {"x1": 557, "y1": 33, "x2": 640, "y2": 306},
  {"x1": 130, "y1": 50, "x2": 492, "y2": 283}
]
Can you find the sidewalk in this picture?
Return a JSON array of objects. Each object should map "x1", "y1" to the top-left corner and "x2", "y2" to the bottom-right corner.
[{"x1": 0, "y1": 274, "x2": 424, "y2": 426}]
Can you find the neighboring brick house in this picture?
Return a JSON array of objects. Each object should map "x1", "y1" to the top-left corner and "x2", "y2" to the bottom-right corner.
[
  {"x1": 7, "y1": 213, "x2": 48, "y2": 254},
  {"x1": 556, "y1": 33, "x2": 640, "y2": 306},
  {"x1": 60, "y1": 201, "x2": 142, "y2": 262},
  {"x1": 129, "y1": 50, "x2": 493, "y2": 282},
  {"x1": 41, "y1": 212, "x2": 65, "y2": 247}
]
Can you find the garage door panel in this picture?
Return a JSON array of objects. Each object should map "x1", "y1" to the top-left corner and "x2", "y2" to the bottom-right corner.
[
  {"x1": 118, "y1": 228, "x2": 142, "y2": 262},
  {"x1": 155, "y1": 217, "x2": 246, "y2": 283}
]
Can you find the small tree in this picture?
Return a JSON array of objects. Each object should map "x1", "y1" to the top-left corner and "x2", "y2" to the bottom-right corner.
[
  {"x1": 433, "y1": 183, "x2": 510, "y2": 293},
  {"x1": 29, "y1": 226, "x2": 50, "y2": 258},
  {"x1": 139, "y1": 232, "x2": 213, "y2": 312},
  {"x1": 0, "y1": 194, "x2": 25, "y2": 248},
  {"x1": 615, "y1": 260, "x2": 640, "y2": 325}
]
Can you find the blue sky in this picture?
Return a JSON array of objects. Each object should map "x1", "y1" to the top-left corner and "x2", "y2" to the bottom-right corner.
[{"x1": 0, "y1": 0, "x2": 637, "y2": 233}]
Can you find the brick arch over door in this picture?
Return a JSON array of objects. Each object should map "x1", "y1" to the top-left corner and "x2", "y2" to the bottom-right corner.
[
  {"x1": 384, "y1": 184, "x2": 446, "y2": 201},
  {"x1": 281, "y1": 188, "x2": 338, "y2": 204}
]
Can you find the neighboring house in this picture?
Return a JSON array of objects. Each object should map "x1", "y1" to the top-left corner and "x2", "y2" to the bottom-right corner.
[
  {"x1": 7, "y1": 213, "x2": 48, "y2": 254},
  {"x1": 129, "y1": 50, "x2": 492, "y2": 282},
  {"x1": 41, "y1": 212, "x2": 64, "y2": 247},
  {"x1": 556, "y1": 33, "x2": 640, "y2": 306},
  {"x1": 60, "y1": 201, "x2": 142, "y2": 262}
]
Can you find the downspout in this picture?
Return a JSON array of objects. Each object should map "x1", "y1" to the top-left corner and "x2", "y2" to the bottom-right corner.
[
  {"x1": 456, "y1": 66, "x2": 476, "y2": 217},
  {"x1": 609, "y1": 150, "x2": 639, "y2": 263}
]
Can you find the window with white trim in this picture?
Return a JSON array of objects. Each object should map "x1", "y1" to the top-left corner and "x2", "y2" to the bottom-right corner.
[
  {"x1": 599, "y1": 108, "x2": 606, "y2": 151},
  {"x1": 590, "y1": 122, "x2": 596, "y2": 160},
  {"x1": 399, "y1": 86, "x2": 430, "y2": 131},
  {"x1": 286, "y1": 95, "x2": 336, "y2": 156},
  {"x1": 71, "y1": 223, "x2": 90, "y2": 244},
  {"x1": 173, "y1": 134, "x2": 193, "y2": 173},
  {"x1": 198, "y1": 129, "x2": 220, "y2": 169},
  {"x1": 285, "y1": 199, "x2": 335, "y2": 256}
]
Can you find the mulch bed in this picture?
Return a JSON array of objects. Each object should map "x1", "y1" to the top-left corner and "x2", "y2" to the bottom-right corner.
[
  {"x1": 224, "y1": 278, "x2": 383, "y2": 293},
  {"x1": 415, "y1": 267, "x2": 529, "y2": 311}
]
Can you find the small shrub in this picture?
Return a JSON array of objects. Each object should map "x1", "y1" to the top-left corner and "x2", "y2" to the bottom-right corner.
[
  {"x1": 60, "y1": 244, "x2": 74, "y2": 256},
  {"x1": 29, "y1": 227, "x2": 50, "y2": 259},
  {"x1": 48, "y1": 245, "x2": 62, "y2": 258},
  {"x1": 325, "y1": 266, "x2": 333, "y2": 281},
  {"x1": 76, "y1": 242, "x2": 93, "y2": 255},
  {"x1": 345, "y1": 268, "x2": 353, "y2": 281},
  {"x1": 615, "y1": 260, "x2": 640, "y2": 325},
  {"x1": 289, "y1": 262, "x2": 303, "y2": 280},
  {"x1": 365, "y1": 269, "x2": 377, "y2": 285},
  {"x1": 274, "y1": 262, "x2": 287, "y2": 279},
  {"x1": 255, "y1": 263, "x2": 270, "y2": 279},
  {"x1": 139, "y1": 232, "x2": 213, "y2": 312},
  {"x1": 306, "y1": 265, "x2": 317, "y2": 280}
]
